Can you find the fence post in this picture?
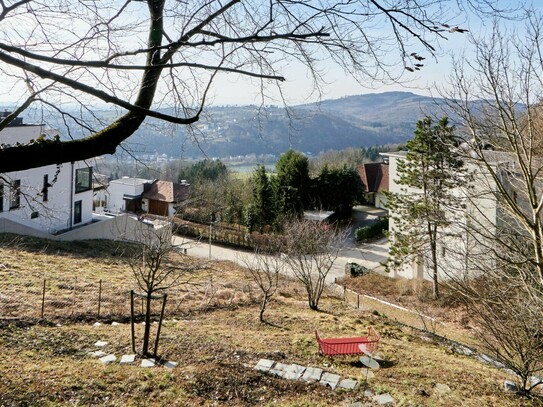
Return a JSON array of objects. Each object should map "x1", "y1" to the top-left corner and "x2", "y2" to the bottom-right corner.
[
  {"x1": 154, "y1": 293, "x2": 168, "y2": 356},
  {"x1": 97, "y1": 279, "x2": 102, "y2": 317},
  {"x1": 41, "y1": 279, "x2": 46, "y2": 318},
  {"x1": 130, "y1": 290, "x2": 136, "y2": 353},
  {"x1": 357, "y1": 293, "x2": 360, "y2": 309}
]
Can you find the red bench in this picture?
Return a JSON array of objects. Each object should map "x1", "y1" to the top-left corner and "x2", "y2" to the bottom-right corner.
[{"x1": 315, "y1": 326, "x2": 380, "y2": 356}]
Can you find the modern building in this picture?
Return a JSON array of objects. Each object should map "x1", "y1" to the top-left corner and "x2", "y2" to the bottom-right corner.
[
  {"x1": 382, "y1": 150, "x2": 499, "y2": 281},
  {"x1": 0, "y1": 112, "x2": 94, "y2": 235}
]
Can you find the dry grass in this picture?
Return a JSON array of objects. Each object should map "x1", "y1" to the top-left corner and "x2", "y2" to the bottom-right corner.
[{"x1": 0, "y1": 235, "x2": 540, "y2": 406}]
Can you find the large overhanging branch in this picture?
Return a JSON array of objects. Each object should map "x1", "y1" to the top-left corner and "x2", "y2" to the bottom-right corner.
[{"x1": 0, "y1": 51, "x2": 198, "y2": 125}]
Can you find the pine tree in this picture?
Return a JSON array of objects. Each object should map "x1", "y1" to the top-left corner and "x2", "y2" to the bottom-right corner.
[{"x1": 387, "y1": 116, "x2": 466, "y2": 299}]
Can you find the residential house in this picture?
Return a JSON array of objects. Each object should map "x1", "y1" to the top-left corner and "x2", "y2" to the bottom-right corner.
[
  {"x1": 357, "y1": 162, "x2": 389, "y2": 209},
  {"x1": 0, "y1": 112, "x2": 94, "y2": 235},
  {"x1": 143, "y1": 179, "x2": 190, "y2": 217},
  {"x1": 104, "y1": 177, "x2": 190, "y2": 217},
  {"x1": 382, "y1": 150, "x2": 498, "y2": 281}
]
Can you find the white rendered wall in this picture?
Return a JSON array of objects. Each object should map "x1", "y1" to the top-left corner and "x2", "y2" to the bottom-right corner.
[{"x1": 0, "y1": 125, "x2": 93, "y2": 234}]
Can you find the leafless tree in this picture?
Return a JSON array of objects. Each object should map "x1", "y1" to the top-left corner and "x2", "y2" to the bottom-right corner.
[
  {"x1": 126, "y1": 220, "x2": 200, "y2": 356},
  {"x1": 441, "y1": 9, "x2": 543, "y2": 395},
  {"x1": 281, "y1": 219, "x2": 349, "y2": 310},
  {"x1": 240, "y1": 241, "x2": 282, "y2": 323},
  {"x1": 0, "y1": 0, "x2": 503, "y2": 173}
]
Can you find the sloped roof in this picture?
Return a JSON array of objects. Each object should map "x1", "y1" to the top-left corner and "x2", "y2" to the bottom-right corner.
[
  {"x1": 142, "y1": 180, "x2": 190, "y2": 203},
  {"x1": 357, "y1": 163, "x2": 389, "y2": 193}
]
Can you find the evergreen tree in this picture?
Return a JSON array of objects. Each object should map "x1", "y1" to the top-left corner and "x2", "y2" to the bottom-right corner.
[
  {"x1": 247, "y1": 165, "x2": 276, "y2": 232},
  {"x1": 274, "y1": 150, "x2": 310, "y2": 217},
  {"x1": 312, "y1": 165, "x2": 363, "y2": 218},
  {"x1": 387, "y1": 116, "x2": 466, "y2": 299},
  {"x1": 178, "y1": 159, "x2": 228, "y2": 184}
]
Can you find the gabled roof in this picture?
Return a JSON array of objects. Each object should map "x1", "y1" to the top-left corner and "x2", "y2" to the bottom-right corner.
[
  {"x1": 357, "y1": 162, "x2": 389, "y2": 193},
  {"x1": 142, "y1": 180, "x2": 190, "y2": 203}
]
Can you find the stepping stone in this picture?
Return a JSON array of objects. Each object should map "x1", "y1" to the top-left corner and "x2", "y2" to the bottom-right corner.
[
  {"x1": 120, "y1": 354, "x2": 136, "y2": 364},
  {"x1": 360, "y1": 368, "x2": 375, "y2": 379},
  {"x1": 269, "y1": 362, "x2": 289, "y2": 378},
  {"x1": 141, "y1": 358, "x2": 156, "y2": 368},
  {"x1": 320, "y1": 372, "x2": 341, "y2": 390},
  {"x1": 99, "y1": 354, "x2": 116, "y2": 364},
  {"x1": 93, "y1": 322, "x2": 102, "y2": 327},
  {"x1": 255, "y1": 359, "x2": 276, "y2": 373},
  {"x1": 301, "y1": 366, "x2": 323, "y2": 382},
  {"x1": 284, "y1": 364, "x2": 306, "y2": 380},
  {"x1": 338, "y1": 378, "x2": 358, "y2": 390},
  {"x1": 89, "y1": 350, "x2": 107, "y2": 358},
  {"x1": 111, "y1": 322, "x2": 120, "y2": 326},
  {"x1": 372, "y1": 393, "x2": 394, "y2": 405},
  {"x1": 94, "y1": 341, "x2": 108, "y2": 347},
  {"x1": 164, "y1": 361, "x2": 178, "y2": 369}
]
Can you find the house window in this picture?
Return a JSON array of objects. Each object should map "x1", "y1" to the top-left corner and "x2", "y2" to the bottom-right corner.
[
  {"x1": 74, "y1": 200, "x2": 82, "y2": 224},
  {"x1": 42, "y1": 174, "x2": 49, "y2": 202},
  {"x1": 0, "y1": 183, "x2": 3, "y2": 212},
  {"x1": 31, "y1": 211, "x2": 39, "y2": 219},
  {"x1": 441, "y1": 246, "x2": 446, "y2": 257},
  {"x1": 75, "y1": 167, "x2": 92, "y2": 193},
  {"x1": 10, "y1": 180, "x2": 20, "y2": 209}
]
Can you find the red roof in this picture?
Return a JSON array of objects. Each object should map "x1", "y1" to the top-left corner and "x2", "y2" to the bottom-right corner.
[
  {"x1": 357, "y1": 163, "x2": 389, "y2": 193},
  {"x1": 142, "y1": 180, "x2": 190, "y2": 203}
]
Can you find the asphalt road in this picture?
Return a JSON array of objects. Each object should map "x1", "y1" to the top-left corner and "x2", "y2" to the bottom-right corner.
[{"x1": 172, "y1": 206, "x2": 389, "y2": 285}]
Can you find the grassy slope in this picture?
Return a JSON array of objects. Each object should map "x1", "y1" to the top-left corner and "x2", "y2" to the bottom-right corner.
[{"x1": 0, "y1": 235, "x2": 538, "y2": 406}]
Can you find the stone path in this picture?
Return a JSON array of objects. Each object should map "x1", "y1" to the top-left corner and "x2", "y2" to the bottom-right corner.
[{"x1": 254, "y1": 358, "x2": 358, "y2": 391}]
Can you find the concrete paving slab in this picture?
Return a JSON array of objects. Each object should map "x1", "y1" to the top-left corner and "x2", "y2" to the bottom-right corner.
[
  {"x1": 372, "y1": 393, "x2": 394, "y2": 405},
  {"x1": 301, "y1": 366, "x2": 323, "y2": 382},
  {"x1": 111, "y1": 322, "x2": 120, "y2": 326},
  {"x1": 164, "y1": 361, "x2": 178, "y2": 369},
  {"x1": 120, "y1": 354, "x2": 136, "y2": 364},
  {"x1": 89, "y1": 350, "x2": 107, "y2": 358},
  {"x1": 99, "y1": 354, "x2": 116, "y2": 364},
  {"x1": 93, "y1": 322, "x2": 102, "y2": 327},
  {"x1": 255, "y1": 358, "x2": 275, "y2": 372},
  {"x1": 320, "y1": 372, "x2": 341, "y2": 390},
  {"x1": 338, "y1": 378, "x2": 358, "y2": 390},
  {"x1": 94, "y1": 340, "x2": 108, "y2": 347},
  {"x1": 284, "y1": 364, "x2": 306, "y2": 380},
  {"x1": 141, "y1": 358, "x2": 156, "y2": 368},
  {"x1": 269, "y1": 362, "x2": 289, "y2": 378}
]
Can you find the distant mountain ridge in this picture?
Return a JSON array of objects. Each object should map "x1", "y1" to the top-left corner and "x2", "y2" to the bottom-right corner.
[{"x1": 3, "y1": 91, "x2": 450, "y2": 159}]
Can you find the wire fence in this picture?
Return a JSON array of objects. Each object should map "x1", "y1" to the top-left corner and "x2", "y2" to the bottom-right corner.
[{"x1": 0, "y1": 275, "x2": 256, "y2": 321}]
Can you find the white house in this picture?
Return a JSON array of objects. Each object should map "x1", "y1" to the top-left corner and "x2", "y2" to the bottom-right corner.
[
  {"x1": 0, "y1": 112, "x2": 94, "y2": 235},
  {"x1": 382, "y1": 150, "x2": 499, "y2": 281}
]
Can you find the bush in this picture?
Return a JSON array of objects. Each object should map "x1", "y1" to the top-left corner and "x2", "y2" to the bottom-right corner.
[{"x1": 355, "y1": 217, "x2": 388, "y2": 241}]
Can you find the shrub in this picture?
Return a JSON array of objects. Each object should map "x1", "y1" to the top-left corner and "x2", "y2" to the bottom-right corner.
[{"x1": 355, "y1": 217, "x2": 389, "y2": 241}]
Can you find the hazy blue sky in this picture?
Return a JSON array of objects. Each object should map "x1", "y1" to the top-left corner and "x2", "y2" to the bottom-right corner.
[{"x1": 208, "y1": 1, "x2": 541, "y2": 106}]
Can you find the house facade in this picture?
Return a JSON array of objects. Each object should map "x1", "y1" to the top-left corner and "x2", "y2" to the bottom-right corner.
[
  {"x1": 382, "y1": 150, "x2": 499, "y2": 281},
  {"x1": 0, "y1": 114, "x2": 94, "y2": 235},
  {"x1": 102, "y1": 177, "x2": 190, "y2": 217}
]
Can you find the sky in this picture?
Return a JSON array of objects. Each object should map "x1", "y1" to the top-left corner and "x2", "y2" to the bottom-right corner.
[
  {"x1": 0, "y1": 1, "x2": 539, "y2": 110},
  {"x1": 206, "y1": 1, "x2": 541, "y2": 106}
]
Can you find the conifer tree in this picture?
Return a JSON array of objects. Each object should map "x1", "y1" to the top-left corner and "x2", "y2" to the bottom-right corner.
[{"x1": 387, "y1": 116, "x2": 465, "y2": 299}]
